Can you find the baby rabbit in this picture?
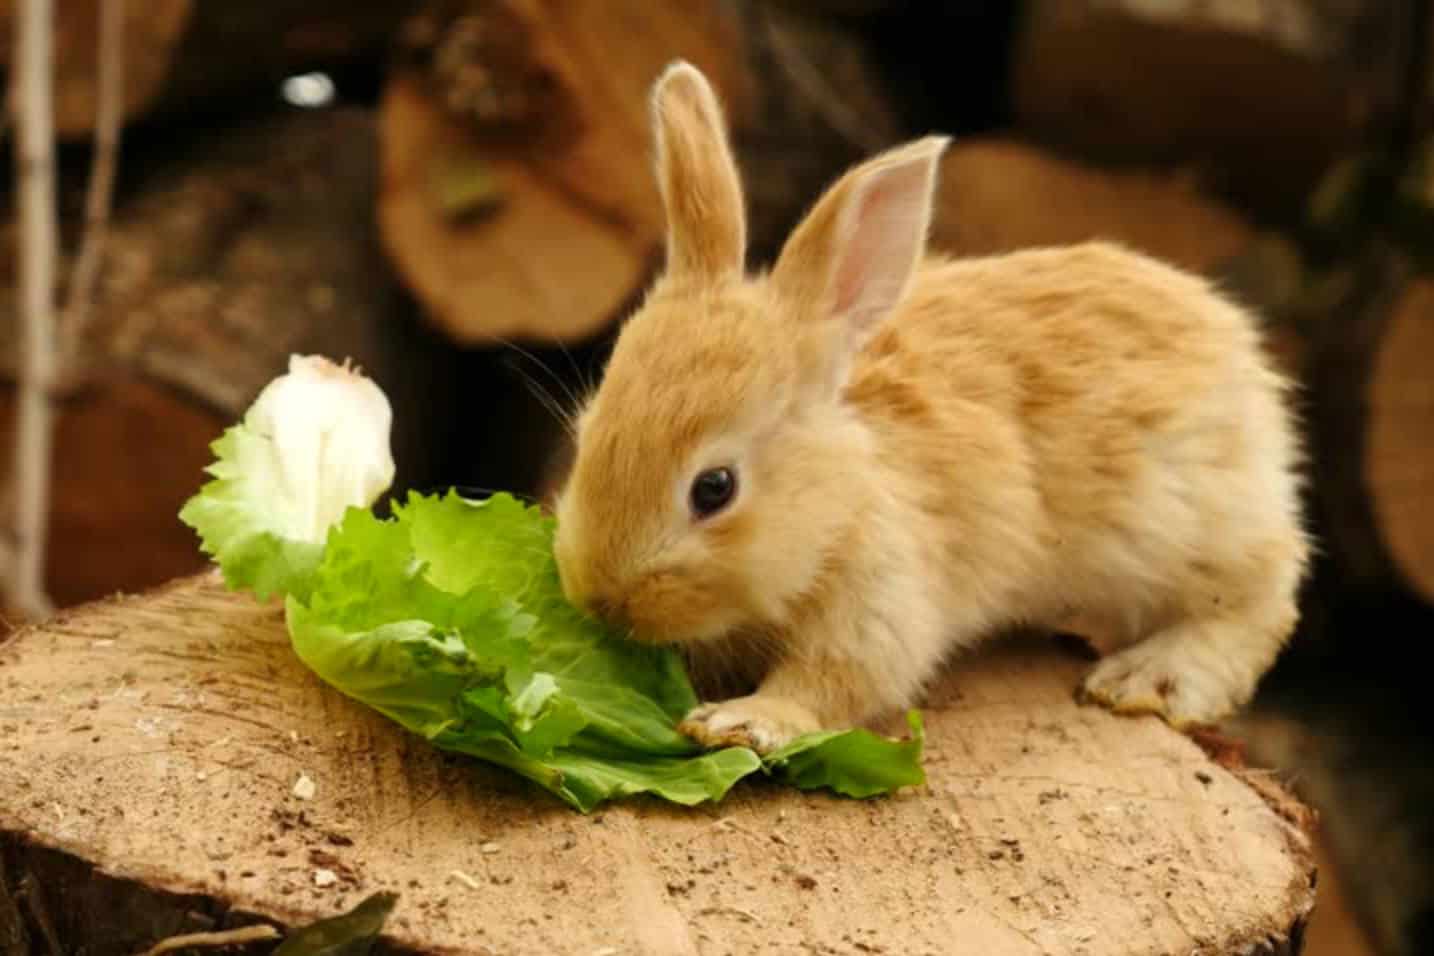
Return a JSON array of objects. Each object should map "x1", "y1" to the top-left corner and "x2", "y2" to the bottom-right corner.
[{"x1": 552, "y1": 61, "x2": 1308, "y2": 754}]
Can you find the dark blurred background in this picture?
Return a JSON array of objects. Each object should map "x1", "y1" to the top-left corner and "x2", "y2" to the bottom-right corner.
[{"x1": 1, "y1": 2, "x2": 1432, "y2": 953}]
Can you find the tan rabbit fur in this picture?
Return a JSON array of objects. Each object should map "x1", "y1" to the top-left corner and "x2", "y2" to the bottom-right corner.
[{"x1": 552, "y1": 61, "x2": 1308, "y2": 754}]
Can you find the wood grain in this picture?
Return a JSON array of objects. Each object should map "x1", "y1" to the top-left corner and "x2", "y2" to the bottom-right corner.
[
  {"x1": 1, "y1": 574, "x2": 1315, "y2": 955},
  {"x1": 1369, "y1": 280, "x2": 1434, "y2": 602}
]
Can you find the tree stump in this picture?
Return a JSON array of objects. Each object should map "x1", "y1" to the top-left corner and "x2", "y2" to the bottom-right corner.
[{"x1": 0, "y1": 574, "x2": 1316, "y2": 954}]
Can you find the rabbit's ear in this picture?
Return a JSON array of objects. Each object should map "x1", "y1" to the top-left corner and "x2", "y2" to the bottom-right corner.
[
  {"x1": 650, "y1": 60, "x2": 747, "y2": 283},
  {"x1": 773, "y1": 136, "x2": 948, "y2": 342}
]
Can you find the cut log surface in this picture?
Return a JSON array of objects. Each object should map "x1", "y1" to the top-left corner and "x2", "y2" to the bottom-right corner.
[
  {"x1": 1, "y1": 575, "x2": 1316, "y2": 955},
  {"x1": 1369, "y1": 280, "x2": 1434, "y2": 602}
]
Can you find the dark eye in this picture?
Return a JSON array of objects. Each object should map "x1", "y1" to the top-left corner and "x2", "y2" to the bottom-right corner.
[{"x1": 690, "y1": 466, "x2": 737, "y2": 518}]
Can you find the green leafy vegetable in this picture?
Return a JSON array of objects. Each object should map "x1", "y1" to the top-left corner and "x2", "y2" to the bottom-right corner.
[
  {"x1": 765, "y1": 711, "x2": 927, "y2": 798},
  {"x1": 273, "y1": 891, "x2": 398, "y2": 956},
  {"x1": 179, "y1": 425, "x2": 326, "y2": 603},
  {"x1": 182, "y1": 415, "x2": 925, "y2": 812}
]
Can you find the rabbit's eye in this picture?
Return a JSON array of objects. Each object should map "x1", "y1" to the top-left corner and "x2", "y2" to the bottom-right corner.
[{"x1": 690, "y1": 466, "x2": 737, "y2": 519}]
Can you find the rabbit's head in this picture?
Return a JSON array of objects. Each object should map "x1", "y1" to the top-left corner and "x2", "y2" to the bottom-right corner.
[{"x1": 554, "y1": 61, "x2": 948, "y2": 646}]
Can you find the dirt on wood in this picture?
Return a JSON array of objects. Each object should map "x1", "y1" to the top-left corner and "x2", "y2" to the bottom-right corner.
[{"x1": 1, "y1": 574, "x2": 1316, "y2": 955}]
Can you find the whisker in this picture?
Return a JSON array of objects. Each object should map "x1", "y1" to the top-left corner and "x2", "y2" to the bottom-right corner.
[
  {"x1": 457, "y1": 484, "x2": 542, "y2": 505},
  {"x1": 578, "y1": 355, "x2": 604, "y2": 407},
  {"x1": 499, "y1": 338, "x2": 583, "y2": 408},
  {"x1": 506, "y1": 361, "x2": 579, "y2": 440},
  {"x1": 496, "y1": 338, "x2": 587, "y2": 439},
  {"x1": 555, "y1": 341, "x2": 589, "y2": 392},
  {"x1": 409, "y1": 484, "x2": 545, "y2": 507}
]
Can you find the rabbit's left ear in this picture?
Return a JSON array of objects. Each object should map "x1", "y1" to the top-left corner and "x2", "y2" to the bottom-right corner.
[
  {"x1": 650, "y1": 60, "x2": 747, "y2": 283},
  {"x1": 772, "y1": 136, "x2": 949, "y2": 341}
]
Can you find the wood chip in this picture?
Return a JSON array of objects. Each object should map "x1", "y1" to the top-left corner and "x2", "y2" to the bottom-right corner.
[
  {"x1": 450, "y1": 870, "x2": 482, "y2": 891},
  {"x1": 139, "y1": 925, "x2": 280, "y2": 956},
  {"x1": 696, "y1": 905, "x2": 763, "y2": 925},
  {"x1": 292, "y1": 772, "x2": 316, "y2": 801}
]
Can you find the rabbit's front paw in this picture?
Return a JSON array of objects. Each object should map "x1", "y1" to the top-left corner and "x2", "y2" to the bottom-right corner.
[
  {"x1": 1079, "y1": 627, "x2": 1253, "y2": 728},
  {"x1": 678, "y1": 695, "x2": 821, "y2": 754}
]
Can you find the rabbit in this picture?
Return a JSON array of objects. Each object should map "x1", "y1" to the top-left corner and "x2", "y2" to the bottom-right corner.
[{"x1": 551, "y1": 60, "x2": 1309, "y2": 755}]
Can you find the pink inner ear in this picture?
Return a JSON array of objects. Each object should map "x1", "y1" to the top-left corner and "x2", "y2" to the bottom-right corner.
[{"x1": 829, "y1": 159, "x2": 933, "y2": 334}]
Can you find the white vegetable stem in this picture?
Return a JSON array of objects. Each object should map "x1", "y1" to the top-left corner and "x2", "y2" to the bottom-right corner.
[
  {"x1": 247, "y1": 355, "x2": 396, "y2": 544},
  {"x1": 9, "y1": 0, "x2": 57, "y2": 618}
]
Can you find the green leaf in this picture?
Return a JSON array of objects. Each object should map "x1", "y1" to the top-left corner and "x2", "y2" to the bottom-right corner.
[
  {"x1": 273, "y1": 891, "x2": 398, "y2": 956},
  {"x1": 765, "y1": 711, "x2": 927, "y2": 798},
  {"x1": 546, "y1": 745, "x2": 762, "y2": 810},
  {"x1": 179, "y1": 425, "x2": 324, "y2": 602},
  {"x1": 284, "y1": 492, "x2": 774, "y2": 811},
  {"x1": 196, "y1": 471, "x2": 926, "y2": 812}
]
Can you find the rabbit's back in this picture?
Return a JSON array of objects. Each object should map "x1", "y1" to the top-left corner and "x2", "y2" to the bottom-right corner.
[{"x1": 847, "y1": 241, "x2": 1305, "y2": 637}]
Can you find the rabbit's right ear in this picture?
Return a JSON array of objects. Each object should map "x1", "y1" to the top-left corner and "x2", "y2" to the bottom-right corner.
[
  {"x1": 771, "y1": 136, "x2": 948, "y2": 354},
  {"x1": 650, "y1": 61, "x2": 746, "y2": 283}
]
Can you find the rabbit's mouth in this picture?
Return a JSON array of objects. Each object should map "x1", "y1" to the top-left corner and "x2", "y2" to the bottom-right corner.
[
  {"x1": 622, "y1": 612, "x2": 736, "y2": 648},
  {"x1": 616, "y1": 570, "x2": 748, "y2": 648}
]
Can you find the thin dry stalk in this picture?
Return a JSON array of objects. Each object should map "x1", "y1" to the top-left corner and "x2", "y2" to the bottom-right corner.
[
  {"x1": 136, "y1": 924, "x2": 281, "y2": 956},
  {"x1": 60, "y1": 0, "x2": 125, "y2": 359},
  {"x1": 9, "y1": 0, "x2": 57, "y2": 618}
]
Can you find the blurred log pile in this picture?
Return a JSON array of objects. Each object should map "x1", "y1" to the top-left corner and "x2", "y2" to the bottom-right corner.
[
  {"x1": 0, "y1": 0, "x2": 1423, "y2": 625},
  {"x1": 0, "y1": 0, "x2": 457, "y2": 610},
  {"x1": 0, "y1": 0, "x2": 1425, "y2": 625},
  {"x1": 0, "y1": 107, "x2": 463, "y2": 607},
  {"x1": 0, "y1": 1, "x2": 409, "y2": 135},
  {"x1": 0, "y1": 0, "x2": 1430, "y2": 950}
]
